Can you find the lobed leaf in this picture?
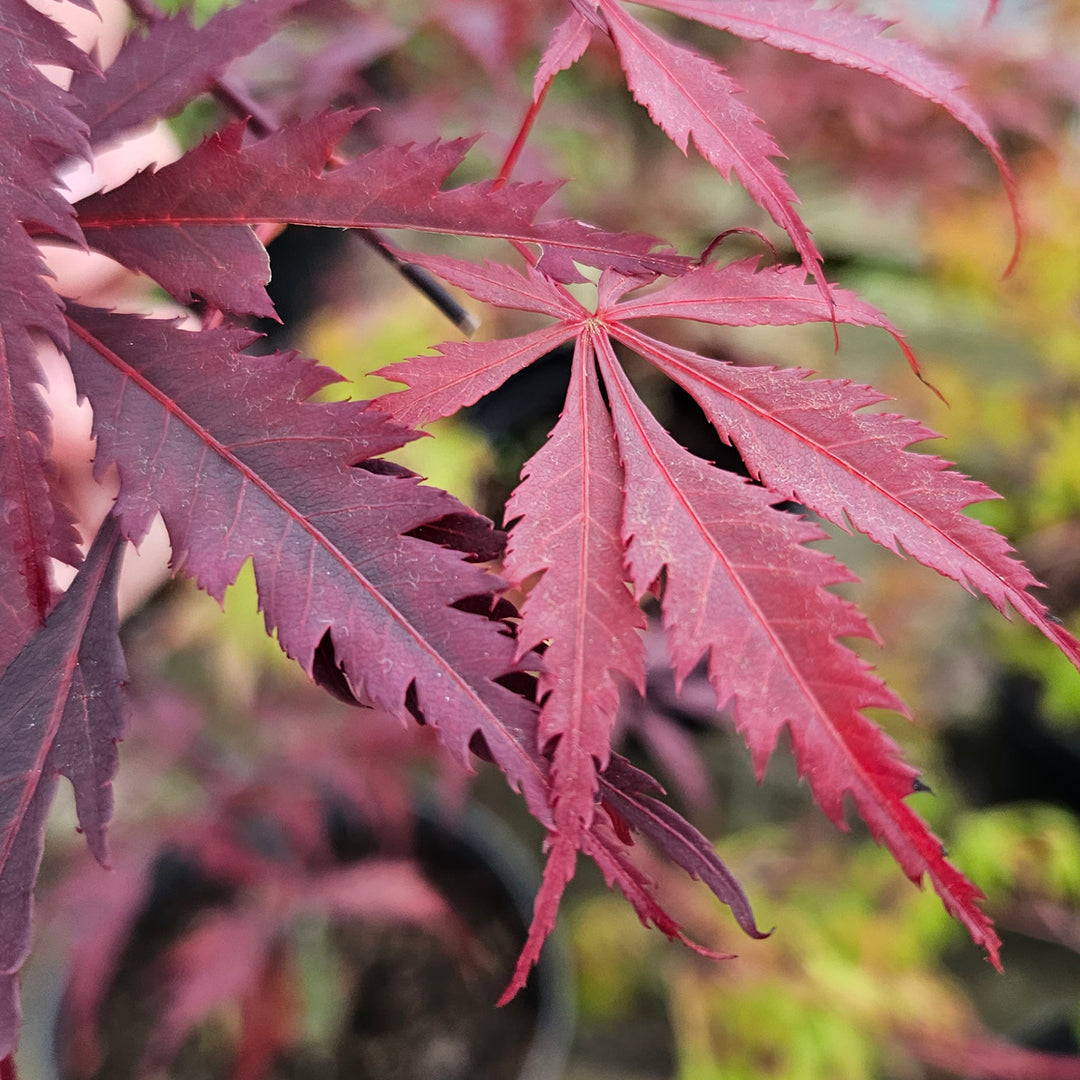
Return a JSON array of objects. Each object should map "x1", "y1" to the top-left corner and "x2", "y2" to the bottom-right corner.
[
  {"x1": 63, "y1": 305, "x2": 552, "y2": 824},
  {"x1": 630, "y1": 0, "x2": 1020, "y2": 268},
  {"x1": 71, "y1": 114, "x2": 687, "y2": 310},
  {"x1": 374, "y1": 254, "x2": 585, "y2": 426},
  {"x1": 0, "y1": 0, "x2": 90, "y2": 666},
  {"x1": 611, "y1": 321, "x2": 1080, "y2": 672},
  {"x1": 0, "y1": 515, "x2": 128, "y2": 1058},
  {"x1": 501, "y1": 335, "x2": 648, "y2": 975},
  {"x1": 596, "y1": 0, "x2": 829, "y2": 297},
  {"x1": 595, "y1": 335, "x2": 1002, "y2": 967}
]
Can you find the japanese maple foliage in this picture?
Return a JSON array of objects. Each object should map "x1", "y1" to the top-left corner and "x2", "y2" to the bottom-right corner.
[{"x1": 0, "y1": 0, "x2": 1076, "y2": 1070}]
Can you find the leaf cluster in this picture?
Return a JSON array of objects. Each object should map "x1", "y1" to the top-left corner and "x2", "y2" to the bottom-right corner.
[{"x1": 2, "y1": 0, "x2": 1078, "y2": 1070}]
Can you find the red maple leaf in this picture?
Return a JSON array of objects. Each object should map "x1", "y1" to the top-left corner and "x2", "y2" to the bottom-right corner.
[
  {"x1": 374, "y1": 250, "x2": 1080, "y2": 993},
  {"x1": 0, "y1": 0, "x2": 1071, "y2": 1062}
]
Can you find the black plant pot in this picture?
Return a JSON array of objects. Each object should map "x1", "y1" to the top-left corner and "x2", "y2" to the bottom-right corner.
[{"x1": 325, "y1": 801, "x2": 575, "y2": 1080}]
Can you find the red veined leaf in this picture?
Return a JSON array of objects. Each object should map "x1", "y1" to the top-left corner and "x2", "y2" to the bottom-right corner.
[
  {"x1": 0, "y1": 0, "x2": 90, "y2": 662},
  {"x1": 502, "y1": 809, "x2": 735, "y2": 1005},
  {"x1": 609, "y1": 322, "x2": 1080, "y2": 673},
  {"x1": 373, "y1": 255, "x2": 585, "y2": 426},
  {"x1": 595, "y1": 0, "x2": 830, "y2": 300},
  {"x1": 376, "y1": 327, "x2": 575, "y2": 430},
  {"x1": 0, "y1": 514, "x2": 128, "y2": 1058},
  {"x1": 500, "y1": 333, "x2": 648, "y2": 986},
  {"x1": 380, "y1": 252, "x2": 584, "y2": 320},
  {"x1": 62, "y1": 305, "x2": 552, "y2": 824},
  {"x1": 608, "y1": 258, "x2": 918, "y2": 373},
  {"x1": 70, "y1": 113, "x2": 688, "y2": 309},
  {"x1": 594, "y1": 333, "x2": 1001, "y2": 968},
  {"x1": 581, "y1": 819, "x2": 735, "y2": 958},
  {"x1": 629, "y1": 0, "x2": 1020, "y2": 270}
]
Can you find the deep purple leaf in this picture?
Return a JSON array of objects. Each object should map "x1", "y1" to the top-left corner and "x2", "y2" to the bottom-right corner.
[
  {"x1": 62, "y1": 305, "x2": 552, "y2": 824},
  {"x1": 71, "y1": 0, "x2": 304, "y2": 152},
  {"x1": 598, "y1": 756, "x2": 764, "y2": 939},
  {"x1": 0, "y1": 0, "x2": 89, "y2": 667},
  {"x1": 0, "y1": 514, "x2": 128, "y2": 1057}
]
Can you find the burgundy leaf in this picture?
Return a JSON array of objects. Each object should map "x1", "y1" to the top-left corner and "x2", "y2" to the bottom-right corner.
[
  {"x1": 0, "y1": 227, "x2": 80, "y2": 667},
  {"x1": 368, "y1": 242, "x2": 1065, "y2": 970},
  {"x1": 309, "y1": 860, "x2": 453, "y2": 922},
  {"x1": 147, "y1": 908, "x2": 277, "y2": 1074},
  {"x1": 0, "y1": 0, "x2": 91, "y2": 245},
  {"x1": 62, "y1": 305, "x2": 552, "y2": 824},
  {"x1": 0, "y1": 514, "x2": 128, "y2": 1057},
  {"x1": 70, "y1": 0, "x2": 303, "y2": 152},
  {"x1": 0, "y1": 0, "x2": 89, "y2": 664},
  {"x1": 613, "y1": 323, "x2": 1080, "y2": 672},
  {"x1": 581, "y1": 820, "x2": 734, "y2": 959},
  {"x1": 90, "y1": 222, "x2": 276, "y2": 319},
  {"x1": 595, "y1": 335, "x2": 1002, "y2": 968},
  {"x1": 596, "y1": 0, "x2": 828, "y2": 296},
  {"x1": 381, "y1": 252, "x2": 583, "y2": 320},
  {"x1": 631, "y1": 0, "x2": 1020, "y2": 266},
  {"x1": 73, "y1": 112, "x2": 366, "y2": 315},
  {"x1": 503, "y1": 807, "x2": 735, "y2": 1005},
  {"x1": 597, "y1": 761, "x2": 764, "y2": 939},
  {"x1": 72, "y1": 113, "x2": 687, "y2": 306}
]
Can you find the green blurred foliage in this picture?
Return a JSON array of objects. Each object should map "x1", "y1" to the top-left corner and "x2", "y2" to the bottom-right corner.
[
  {"x1": 951, "y1": 804, "x2": 1080, "y2": 906},
  {"x1": 569, "y1": 805, "x2": 1080, "y2": 1079}
]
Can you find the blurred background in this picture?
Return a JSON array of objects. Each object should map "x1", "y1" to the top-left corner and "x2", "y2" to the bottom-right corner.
[{"x1": 22, "y1": 0, "x2": 1080, "y2": 1077}]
